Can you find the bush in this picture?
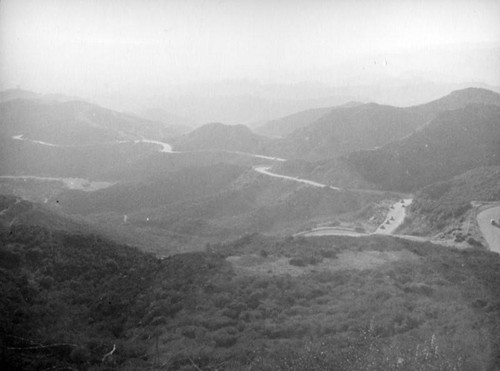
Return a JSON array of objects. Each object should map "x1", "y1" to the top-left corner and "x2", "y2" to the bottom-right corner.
[
  {"x1": 467, "y1": 237, "x2": 483, "y2": 248},
  {"x1": 289, "y1": 258, "x2": 306, "y2": 267},
  {"x1": 212, "y1": 329, "x2": 238, "y2": 347}
]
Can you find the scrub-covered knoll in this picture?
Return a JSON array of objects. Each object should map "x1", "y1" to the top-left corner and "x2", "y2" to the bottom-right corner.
[
  {"x1": 400, "y1": 166, "x2": 500, "y2": 235},
  {"x1": 152, "y1": 234, "x2": 500, "y2": 370}
]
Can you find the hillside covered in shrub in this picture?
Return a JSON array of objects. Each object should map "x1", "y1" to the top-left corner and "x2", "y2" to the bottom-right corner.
[
  {"x1": 3, "y1": 220, "x2": 500, "y2": 370},
  {"x1": 399, "y1": 166, "x2": 500, "y2": 236},
  {"x1": 346, "y1": 104, "x2": 500, "y2": 191}
]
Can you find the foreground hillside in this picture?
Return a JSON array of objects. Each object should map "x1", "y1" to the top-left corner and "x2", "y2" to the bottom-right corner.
[
  {"x1": 347, "y1": 104, "x2": 500, "y2": 191},
  {"x1": 0, "y1": 224, "x2": 158, "y2": 370},
  {"x1": 2, "y1": 220, "x2": 500, "y2": 370}
]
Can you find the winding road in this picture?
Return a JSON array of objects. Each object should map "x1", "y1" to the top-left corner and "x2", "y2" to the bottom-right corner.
[
  {"x1": 10, "y1": 133, "x2": 498, "y2": 250},
  {"x1": 296, "y1": 198, "x2": 414, "y2": 239},
  {"x1": 254, "y1": 166, "x2": 341, "y2": 190},
  {"x1": 477, "y1": 205, "x2": 500, "y2": 253}
]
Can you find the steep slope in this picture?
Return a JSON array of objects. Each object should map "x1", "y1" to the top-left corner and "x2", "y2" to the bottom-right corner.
[
  {"x1": 0, "y1": 222, "x2": 159, "y2": 370},
  {"x1": 173, "y1": 122, "x2": 273, "y2": 154},
  {"x1": 270, "y1": 87, "x2": 500, "y2": 161},
  {"x1": 273, "y1": 103, "x2": 424, "y2": 160},
  {"x1": 0, "y1": 195, "x2": 87, "y2": 232},
  {"x1": 272, "y1": 158, "x2": 376, "y2": 190},
  {"x1": 256, "y1": 107, "x2": 333, "y2": 137},
  {"x1": 399, "y1": 166, "x2": 500, "y2": 240},
  {"x1": 256, "y1": 101, "x2": 363, "y2": 138},
  {"x1": 347, "y1": 104, "x2": 500, "y2": 191}
]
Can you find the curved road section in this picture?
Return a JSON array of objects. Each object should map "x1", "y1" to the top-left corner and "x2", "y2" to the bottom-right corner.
[
  {"x1": 477, "y1": 205, "x2": 500, "y2": 253},
  {"x1": 298, "y1": 198, "x2": 413, "y2": 238},
  {"x1": 254, "y1": 166, "x2": 342, "y2": 190},
  {"x1": 375, "y1": 199, "x2": 412, "y2": 235}
]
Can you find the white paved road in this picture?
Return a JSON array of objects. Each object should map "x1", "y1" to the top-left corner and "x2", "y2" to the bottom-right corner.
[
  {"x1": 253, "y1": 165, "x2": 342, "y2": 190},
  {"x1": 477, "y1": 205, "x2": 500, "y2": 253}
]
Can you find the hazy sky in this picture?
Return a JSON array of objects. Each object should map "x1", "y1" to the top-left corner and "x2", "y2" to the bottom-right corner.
[{"x1": 1, "y1": 0, "x2": 500, "y2": 96}]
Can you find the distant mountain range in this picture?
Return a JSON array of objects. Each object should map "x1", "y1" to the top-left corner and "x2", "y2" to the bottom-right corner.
[
  {"x1": 0, "y1": 88, "x2": 79, "y2": 103},
  {"x1": 0, "y1": 93, "x2": 193, "y2": 178},
  {"x1": 266, "y1": 87, "x2": 500, "y2": 161},
  {"x1": 137, "y1": 107, "x2": 195, "y2": 133},
  {"x1": 161, "y1": 88, "x2": 500, "y2": 162},
  {"x1": 271, "y1": 103, "x2": 425, "y2": 160},
  {"x1": 0, "y1": 99, "x2": 185, "y2": 146}
]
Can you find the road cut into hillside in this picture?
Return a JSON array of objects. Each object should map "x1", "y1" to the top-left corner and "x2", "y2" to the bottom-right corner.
[
  {"x1": 375, "y1": 198, "x2": 412, "y2": 234},
  {"x1": 253, "y1": 165, "x2": 342, "y2": 190},
  {"x1": 296, "y1": 198, "x2": 414, "y2": 239},
  {"x1": 477, "y1": 204, "x2": 500, "y2": 253}
]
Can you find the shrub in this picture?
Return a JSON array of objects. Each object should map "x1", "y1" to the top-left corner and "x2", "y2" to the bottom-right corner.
[
  {"x1": 467, "y1": 237, "x2": 483, "y2": 248},
  {"x1": 212, "y1": 329, "x2": 238, "y2": 347},
  {"x1": 289, "y1": 258, "x2": 306, "y2": 267}
]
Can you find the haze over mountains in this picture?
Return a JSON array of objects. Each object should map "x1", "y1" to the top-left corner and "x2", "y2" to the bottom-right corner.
[
  {"x1": 3, "y1": 84, "x2": 500, "y2": 370},
  {"x1": 3, "y1": 0, "x2": 500, "y2": 368},
  {"x1": 2, "y1": 86, "x2": 499, "y2": 247}
]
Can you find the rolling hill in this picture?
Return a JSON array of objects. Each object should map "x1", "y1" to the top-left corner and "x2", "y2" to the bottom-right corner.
[
  {"x1": 411, "y1": 87, "x2": 500, "y2": 118},
  {"x1": 173, "y1": 122, "x2": 273, "y2": 154},
  {"x1": 0, "y1": 194, "x2": 87, "y2": 232},
  {"x1": 0, "y1": 95, "x2": 191, "y2": 179},
  {"x1": 272, "y1": 103, "x2": 424, "y2": 160},
  {"x1": 346, "y1": 104, "x2": 500, "y2": 191},
  {"x1": 256, "y1": 101, "x2": 363, "y2": 138},
  {"x1": 270, "y1": 87, "x2": 500, "y2": 161},
  {"x1": 3, "y1": 220, "x2": 500, "y2": 370},
  {"x1": 50, "y1": 162, "x2": 385, "y2": 253},
  {"x1": 0, "y1": 98, "x2": 181, "y2": 145},
  {"x1": 398, "y1": 166, "x2": 500, "y2": 237}
]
